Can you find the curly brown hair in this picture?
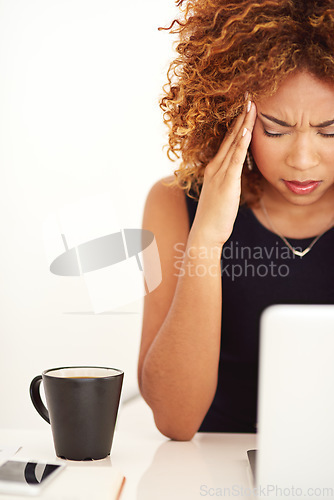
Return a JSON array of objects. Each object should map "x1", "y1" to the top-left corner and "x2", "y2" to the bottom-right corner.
[{"x1": 160, "y1": 0, "x2": 334, "y2": 203}]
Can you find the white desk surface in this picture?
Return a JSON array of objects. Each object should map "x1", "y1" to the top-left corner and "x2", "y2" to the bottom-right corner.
[{"x1": 0, "y1": 396, "x2": 257, "y2": 499}]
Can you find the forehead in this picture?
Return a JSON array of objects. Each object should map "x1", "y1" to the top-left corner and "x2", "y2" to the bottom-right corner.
[{"x1": 255, "y1": 71, "x2": 334, "y2": 121}]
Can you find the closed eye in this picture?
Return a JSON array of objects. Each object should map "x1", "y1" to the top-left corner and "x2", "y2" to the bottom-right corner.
[
  {"x1": 263, "y1": 129, "x2": 284, "y2": 138},
  {"x1": 319, "y1": 131, "x2": 334, "y2": 138},
  {"x1": 264, "y1": 129, "x2": 334, "y2": 138}
]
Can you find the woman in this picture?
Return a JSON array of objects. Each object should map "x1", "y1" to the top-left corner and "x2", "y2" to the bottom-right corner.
[{"x1": 138, "y1": 0, "x2": 334, "y2": 440}]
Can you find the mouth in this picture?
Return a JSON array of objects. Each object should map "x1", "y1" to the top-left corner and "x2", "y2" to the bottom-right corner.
[{"x1": 283, "y1": 180, "x2": 321, "y2": 195}]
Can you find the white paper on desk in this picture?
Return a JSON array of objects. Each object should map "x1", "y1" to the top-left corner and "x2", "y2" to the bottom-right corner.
[
  {"x1": 49, "y1": 466, "x2": 125, "y2": 500},
  {"x1": 0, "y1": 445, "x2": 21, "y2": 466}
]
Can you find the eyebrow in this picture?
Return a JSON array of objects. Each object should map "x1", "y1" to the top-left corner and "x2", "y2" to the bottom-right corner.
[{"x1": 260, "y1": 113, "x2": 334, "y2": 128}]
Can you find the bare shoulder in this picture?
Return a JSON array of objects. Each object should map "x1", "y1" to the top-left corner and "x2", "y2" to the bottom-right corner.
[
  {"x1": 144, "y1": 175, "x2": 188, "y2": 214},
  {"x1": 143, "y1": 176, "x2": 189, "y2": 237},
  {"x1": 142, "y1": 175, "x2": 190, "y2": 291}
]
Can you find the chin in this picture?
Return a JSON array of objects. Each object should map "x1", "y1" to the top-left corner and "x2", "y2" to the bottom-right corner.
[{"x1": 282, "y1": 191, "x2": 325, "y2": 206}]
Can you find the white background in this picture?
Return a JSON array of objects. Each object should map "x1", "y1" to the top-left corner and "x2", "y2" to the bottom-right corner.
[{"x1": 0, "y1": 0, "x2": 179, "y2": 428}]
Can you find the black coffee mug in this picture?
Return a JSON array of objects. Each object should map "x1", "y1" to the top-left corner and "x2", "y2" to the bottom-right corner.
[{"x1": 30, "y1": 366, "x2": 124, "y2": 461}]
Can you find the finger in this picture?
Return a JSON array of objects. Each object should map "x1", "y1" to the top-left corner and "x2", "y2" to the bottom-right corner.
[
  {"x1": 210, "y1": 110, "x2": 246, "y2": 170},
  {"x1": 218, "y1": 102, "x2": 256, "y2": 175},
  {"x1": 224, "y1": 126, "x2": 253, "y2": 183},
  {"x1": 243, "y1": 101, "x2": 257, "y2": 134},
  {"x1": 209, "y1": 100, "x2": 255, "y2": 177}
]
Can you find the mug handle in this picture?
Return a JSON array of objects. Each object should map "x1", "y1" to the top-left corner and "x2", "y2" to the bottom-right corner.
[{"x1": 29, "y1": 376, "x2": 50, "y2": 424}]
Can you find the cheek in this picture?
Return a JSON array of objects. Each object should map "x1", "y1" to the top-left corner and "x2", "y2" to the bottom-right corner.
[
  {"x1": 321, "y1": 145, "x2": 334, "y2": 165},
  {"x1": 250, "y1": 124, "x2": 280, "y2": 174},
  {"x1": 250, "y1": 126, "x2": 269, "y2": 170}
]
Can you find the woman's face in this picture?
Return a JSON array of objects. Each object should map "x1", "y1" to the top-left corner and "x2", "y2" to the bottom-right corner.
[{"x1": 251, "y1": 71, "x2": 334, "y2": 208}]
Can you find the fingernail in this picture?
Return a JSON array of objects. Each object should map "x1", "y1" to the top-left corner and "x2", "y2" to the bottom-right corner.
[
  {"x1": 247, "y1": 100, "x2": 252, "y2": 113},
  {"x1": 244, "y1": 91, "x2": 249, "y2": 101},
  {"x1": 242, "y1": 127, "x2": 248, "y2": 137}
]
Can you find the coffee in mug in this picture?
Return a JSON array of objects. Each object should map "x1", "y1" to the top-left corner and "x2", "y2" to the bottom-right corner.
[{"x1": 30, "y1": 366, "x2": 123, "y2": 461}]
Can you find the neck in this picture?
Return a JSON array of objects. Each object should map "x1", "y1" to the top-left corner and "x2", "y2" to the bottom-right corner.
[
  {"x1": 262, "y1": 182, "x2": 334, "y2": 218},
  {"x1": 254, "y1": 182, "x2": 334, "y2": 239}
]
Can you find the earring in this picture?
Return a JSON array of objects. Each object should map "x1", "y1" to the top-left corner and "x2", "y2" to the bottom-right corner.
[{"x1": 246, "y1": 151, "x2": 253, "y2": 171}]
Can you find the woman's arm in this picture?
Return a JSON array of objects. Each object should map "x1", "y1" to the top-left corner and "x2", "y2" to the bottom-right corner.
[
  {"x1": 138, "y1": 102, "x2": 257, "y2": 440},
  {"x1": 138, "y1": 178, "x2": 222, "y2": 441}
]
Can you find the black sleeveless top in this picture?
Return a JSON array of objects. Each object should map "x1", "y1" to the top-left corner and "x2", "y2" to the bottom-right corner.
[{"x1": 185, "y1": 194, "x2": 334, "y2": 433}]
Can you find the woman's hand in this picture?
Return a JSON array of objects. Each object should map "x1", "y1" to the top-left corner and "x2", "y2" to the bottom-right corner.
[{"x1": 190, "y1": 101, "x2": 257, "y2": 248}]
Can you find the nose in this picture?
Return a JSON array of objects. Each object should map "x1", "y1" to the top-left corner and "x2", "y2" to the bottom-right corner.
[{"x1": 286, "y1": 134, "x2": 319, "y2": 171}]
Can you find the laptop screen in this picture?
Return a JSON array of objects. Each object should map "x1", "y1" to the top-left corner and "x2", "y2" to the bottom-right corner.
[{"x1": 256, "y1": 304, "x2": 334, "y2": 498}]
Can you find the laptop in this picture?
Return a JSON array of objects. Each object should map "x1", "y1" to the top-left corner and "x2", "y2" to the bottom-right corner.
[{"x1": 248, "y1": 304, "x2": 334, "y2": 499}]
